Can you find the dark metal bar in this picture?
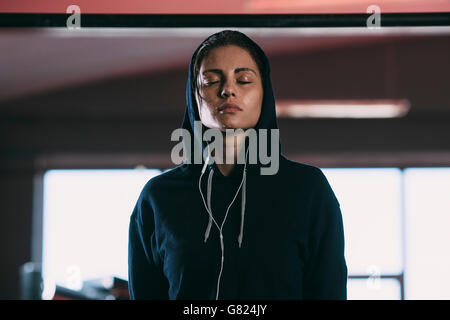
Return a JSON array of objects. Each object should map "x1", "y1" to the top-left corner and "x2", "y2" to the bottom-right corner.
[{"x1": 0, "y1": 13, "x2": 449, "y2": 28}]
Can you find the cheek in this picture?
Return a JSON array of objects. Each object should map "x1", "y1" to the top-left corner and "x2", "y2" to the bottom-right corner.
[
  {"x1": 244, "y1": 88, "x2": 263, "y2": 117},
  {"x1": 198, "y1": 101, "x2": 215, "y2": 121},
  {"x1": 198, "y1": 94, "x2": 221, "y2": 126},
  {"x1": 198, "y1": 90, "x2": 215, "y2": 111},
  {"x1": 199, "y1": 90, "x2": 218, "y2": 110}
]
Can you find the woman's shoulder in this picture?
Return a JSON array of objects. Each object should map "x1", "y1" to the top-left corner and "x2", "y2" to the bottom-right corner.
[
  {"x1": 142, "y1": 163, "x2": 186, "y2": 187},
  {"x1": 280, "y1": 155, "x2": 327, "y2": 183},
  {"x1": 281, "y1": 156, "x2": 340, "y2": 208},
  {"x1": 285, "y1": 156, "x2": 340, "y2": 200},
  {"x1": 138, "y1": 163, "x2": 194, "y2": 198}
]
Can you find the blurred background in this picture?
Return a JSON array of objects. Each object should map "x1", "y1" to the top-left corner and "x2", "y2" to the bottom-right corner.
[{"x1": 1, "y1": 0, "x2": 450, "y2": 300}]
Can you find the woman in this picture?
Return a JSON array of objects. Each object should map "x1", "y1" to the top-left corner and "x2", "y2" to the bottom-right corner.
[{"x1": 128, "y1": 30, "x2": 347, "y2": 300}]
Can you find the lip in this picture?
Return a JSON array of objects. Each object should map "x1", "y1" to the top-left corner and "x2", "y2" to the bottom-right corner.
[{"x1": 219, "y1": 102, "x2": 242, "y2": 113}]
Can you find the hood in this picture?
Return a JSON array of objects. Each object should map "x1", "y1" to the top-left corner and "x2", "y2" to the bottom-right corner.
[{"x1": 181, "y1": 31, "x2": 282, "y2": 175}]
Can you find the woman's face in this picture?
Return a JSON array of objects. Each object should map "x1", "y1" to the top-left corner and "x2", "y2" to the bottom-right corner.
[{"x1": 196, "y1": 45, "x2": 263, "y2": 131}]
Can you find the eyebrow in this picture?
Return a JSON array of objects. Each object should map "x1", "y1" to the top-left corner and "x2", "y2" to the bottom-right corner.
[{"x1": 202, "y1": 67, "x2": 257, "y2": 76}]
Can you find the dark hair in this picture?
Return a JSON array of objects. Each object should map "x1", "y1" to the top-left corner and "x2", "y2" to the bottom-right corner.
[{"x1": 191, "y1": 30, "x2": 265, "y2": 104}]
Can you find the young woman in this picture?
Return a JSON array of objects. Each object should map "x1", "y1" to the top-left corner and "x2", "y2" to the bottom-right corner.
[{"x1": 128, "y1": 30, "x2": 347, "y2": 300}]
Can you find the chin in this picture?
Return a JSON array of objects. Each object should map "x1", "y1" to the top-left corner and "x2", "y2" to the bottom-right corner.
[{"x1": 220, "y1": 121, "x2": 245, "y2": 130}]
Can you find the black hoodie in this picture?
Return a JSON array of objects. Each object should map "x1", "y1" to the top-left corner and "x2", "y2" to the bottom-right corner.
[{"x1": 128, "y1": 32, "x2": 347, "y2": 300}]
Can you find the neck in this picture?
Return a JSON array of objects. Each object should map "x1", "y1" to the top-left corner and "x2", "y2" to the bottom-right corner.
[{"x1": 215, "y1": 130, "x2": 247, "y2": 177}]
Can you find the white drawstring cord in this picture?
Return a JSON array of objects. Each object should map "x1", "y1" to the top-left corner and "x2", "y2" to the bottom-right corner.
[
  {"x1": 198, "y1": 144, "x2": 249, "y2": 300},
  {"x1": 238, "y1": 167, "x2": 246, "y2": 248},
  {"x1": 204, "y1": 168, "x2": 214, "y2": 242}
]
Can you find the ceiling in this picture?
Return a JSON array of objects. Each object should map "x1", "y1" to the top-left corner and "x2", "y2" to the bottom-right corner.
[
  {"x1": 0, "y1": 27, "x2": 400, "y2": 102},
  {"x1": 0, "y1": 27, "x2": 449, "y2": 119}
]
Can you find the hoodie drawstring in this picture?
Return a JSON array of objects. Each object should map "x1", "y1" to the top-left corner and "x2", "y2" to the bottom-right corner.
[
  {"x1": 198, "y1": 143, "x2": 249, "y2": 300},
  {"x1": 203, "y1": 165, "x2": 247, "y2": 248},
  {"x1": 238, "y1": 167, "x2": 246, "y2": 248},
  {"x1": 200, "y1": 145, "x2": 249, "y2": 247},
  {"x1": 204, "y1": 168, "x2": 214, "y2": 242}
]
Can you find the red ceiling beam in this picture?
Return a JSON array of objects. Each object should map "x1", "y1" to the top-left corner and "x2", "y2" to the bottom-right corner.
[{"x1": 0, "y1": 0, "x2": 449, "y2": 14}]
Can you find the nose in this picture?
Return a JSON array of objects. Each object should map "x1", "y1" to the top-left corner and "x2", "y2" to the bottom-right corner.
[{"x1": 220, "y1": 79, "x2": 236, "y2": 98}]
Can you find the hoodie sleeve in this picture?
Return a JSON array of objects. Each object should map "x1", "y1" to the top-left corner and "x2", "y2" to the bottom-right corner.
[
  {"x1": 303, "y1": 169, "x2": 348, "y2": 300},
  {"x1": 128, "y1": 187, "x2": 169, "y2": 299}
]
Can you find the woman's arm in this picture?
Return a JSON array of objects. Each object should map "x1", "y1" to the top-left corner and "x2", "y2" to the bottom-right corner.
[
  {"x1": 303, "y1": 170, "x2": 348, "y2": 300},
  {"x1": 128, "y1": 189, "x2": 169, "y2": 299}
]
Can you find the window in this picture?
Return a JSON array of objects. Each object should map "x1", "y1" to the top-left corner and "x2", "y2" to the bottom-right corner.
[
  {"x1": 322, "y1": 168, "x2": 404, "y2": 300},
  {"x1": 403, "y1": 168, "x2": 450, "y2": 299},
  {"x1": 42, "y1": 169, "x2": 162, "y2": 293}
]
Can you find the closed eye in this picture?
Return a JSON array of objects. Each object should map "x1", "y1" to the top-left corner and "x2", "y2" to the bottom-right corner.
[{"x1": 204, "y1": 80, "x2": 252, "y2": 86}]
